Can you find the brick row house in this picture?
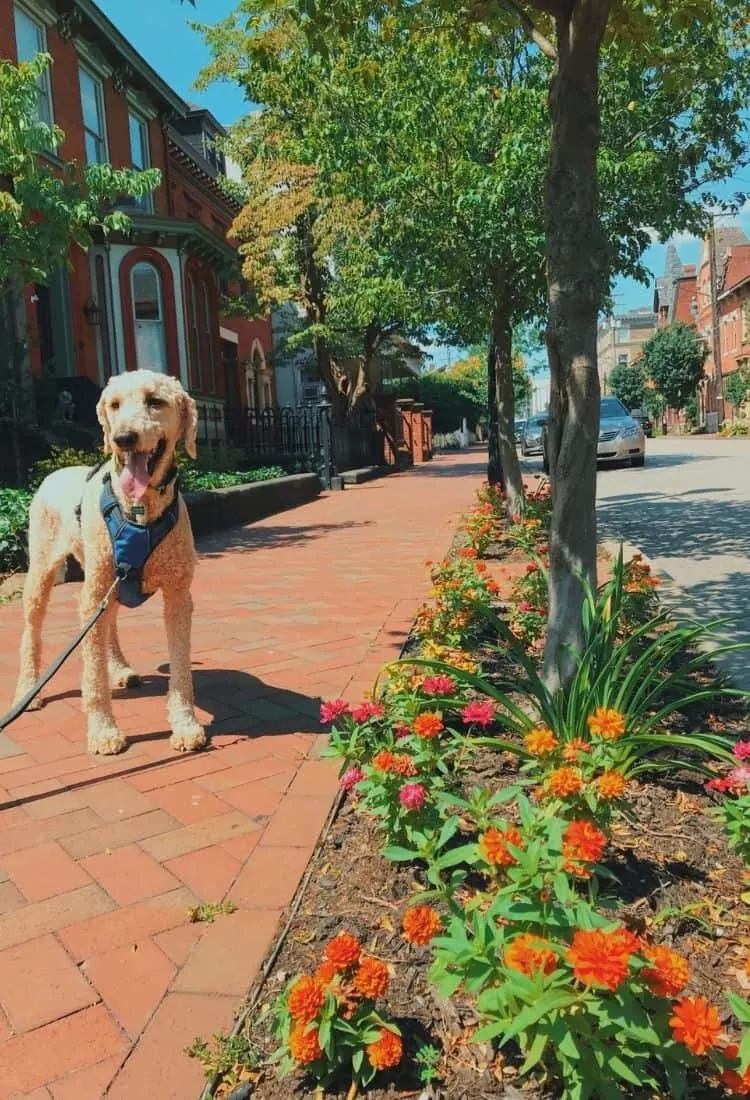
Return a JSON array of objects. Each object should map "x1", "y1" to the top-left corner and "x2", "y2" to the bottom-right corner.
[
  {"x1": 654, "y1": 231, "x2": 750, "y2": 429},
  {"x1": 1, "y1": 0, "x2": 274, "y2": 441}
]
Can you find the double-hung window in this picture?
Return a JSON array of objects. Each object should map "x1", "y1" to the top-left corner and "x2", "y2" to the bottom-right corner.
[
  {"x1": 14, "y1": 6, "x2": 53, "y2": 127},
  {"x1": 128, "y1": 111, "x2": 153, "y2": 211},
  {"x1": 79, "y1": 67, "x2": 107, "y2": 164}
]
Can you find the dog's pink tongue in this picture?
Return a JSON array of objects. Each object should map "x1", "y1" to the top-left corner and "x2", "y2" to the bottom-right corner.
[{"x1": 119, "y1": 453, "x2": 150, "y2": 501}]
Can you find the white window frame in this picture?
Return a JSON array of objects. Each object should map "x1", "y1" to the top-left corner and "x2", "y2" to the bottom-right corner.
[
  {"x1": 78, "y1": 66, "x2": 108, "y2": 165},
  {"x1": 127, "y1": 110, "x2": 153, "y2": 213},
  {"x1": 13, "y1": 4, "x2": 54, "y2": 128}
]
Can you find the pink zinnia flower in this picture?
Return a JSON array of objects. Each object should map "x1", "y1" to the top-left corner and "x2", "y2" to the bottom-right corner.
[
  {"x1": 350, "y1": 701, "x2": 385, "y2": 724},
  {"x1": 394, "y1": 723, "x2": 412, "y2": 740},
  {"x1": 705, "y1": 777, "x2": 733, "y2": 793},
  {"x1": 461, "y1": 701, "x2": 496, "y2": 728},
  {"x1": 734, "y1": 741, "x2": 750, "y2": 761},
  {"x1": 340, "y1": 767, "x2": 365, "y2": 791},
  {"x1": 518, "y1": 602, "x2": 534, "y2": 613},
  {"x1": 421, "y1": 675, "x2": 456, "y2": 697},
  {"x1": 728, "y1": 766, "x2": 750, "y2": 789},
  {"x1": 320, "y1": 699, "x2": 350, "y2": 724},
  {"x1": 399, "y1": 783, "x2": 426, "y2": 811},
  {"x1": 525, "y1": 563, "x2": 539, "y2": 574}
]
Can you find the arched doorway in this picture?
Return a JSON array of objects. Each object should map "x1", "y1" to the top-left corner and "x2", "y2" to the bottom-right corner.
[{"x1": 131, "y1": 261, "x2": 167, "y2": 372}]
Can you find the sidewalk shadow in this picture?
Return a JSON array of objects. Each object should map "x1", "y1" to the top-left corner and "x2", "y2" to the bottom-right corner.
[{"x1": 197, "y1": 519, "x2": 373, "y2": 558}]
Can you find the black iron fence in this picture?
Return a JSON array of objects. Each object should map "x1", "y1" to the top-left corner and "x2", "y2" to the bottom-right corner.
[{"x1": 195, "y1": 402, "x2": 385, "y2": 485}]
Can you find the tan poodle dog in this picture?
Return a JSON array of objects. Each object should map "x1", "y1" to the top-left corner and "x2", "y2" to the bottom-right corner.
[{"x1": 14, "y1": 370, "x2": 207, "y2": 755}]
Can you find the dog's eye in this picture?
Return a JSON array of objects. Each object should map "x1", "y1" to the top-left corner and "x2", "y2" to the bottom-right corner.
[
  {"x1": 147, "y1": 396, "x2": 166, "y2": 409},
  {"x1": 109, "y1": 400, "x2": 120, "y2": 411}
]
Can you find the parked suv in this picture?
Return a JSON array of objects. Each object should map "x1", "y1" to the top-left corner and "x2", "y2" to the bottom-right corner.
[
  {"x1": 541, "y1": 398, "x2": 645, "y2": 472},
  {"x1": 629, "y1": 408, "x2": 653, "y2": 438},
  {"x1": 520, "y1": 414, "x2": 548, "y2": 456}
]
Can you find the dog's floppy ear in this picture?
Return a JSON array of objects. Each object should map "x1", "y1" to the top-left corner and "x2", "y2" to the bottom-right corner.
[
  {"x1": 96, "y1": 383, "x2": 113, "y2": 454},
  {"x1": 182, "y1": 390, "x2": 198, "y2": 460}
]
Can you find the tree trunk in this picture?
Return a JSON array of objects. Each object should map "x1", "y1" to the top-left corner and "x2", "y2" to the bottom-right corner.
[
  {"x1": 492, "y1": 299, "x2": 524, "y2": 515},
  {"x1": 486, "y1": 340, "x2": 503, "y2": 486},
  {"x1": 542, "y1": 1, "x2": 612, "y2": 691}
]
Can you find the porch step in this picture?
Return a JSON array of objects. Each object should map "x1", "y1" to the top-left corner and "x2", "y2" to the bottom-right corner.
[{"x1": 341, "y1": 465, "x2": 392, "y2": 485}]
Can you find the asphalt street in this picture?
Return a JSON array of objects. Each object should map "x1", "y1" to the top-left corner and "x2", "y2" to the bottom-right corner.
[{"x1": 526, "y1": 437, "x2": 750, "y2": 689}]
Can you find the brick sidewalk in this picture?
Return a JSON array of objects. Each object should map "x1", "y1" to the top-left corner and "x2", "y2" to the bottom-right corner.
[{"x1": 0, "y1": 450, "x2": 484, "y2": 1100}]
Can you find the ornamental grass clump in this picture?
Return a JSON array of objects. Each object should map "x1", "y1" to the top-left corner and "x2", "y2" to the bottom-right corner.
[{"x1": 274, "y1": 932, "x2": 402, "y2": 1095}]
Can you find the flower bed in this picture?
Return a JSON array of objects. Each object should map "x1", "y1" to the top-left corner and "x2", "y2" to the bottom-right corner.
[{"x1": 192, "y1": 480, "x2": 750, "y2": 1100}]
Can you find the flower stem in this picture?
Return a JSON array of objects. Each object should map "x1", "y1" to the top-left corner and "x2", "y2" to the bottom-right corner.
[{"x1": 345, "y1": 1084, "x2": 360, "y2": 1100}]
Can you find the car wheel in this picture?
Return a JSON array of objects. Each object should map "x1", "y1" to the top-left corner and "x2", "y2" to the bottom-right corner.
[{"x1": 631, "y1": 454, "x2": 645, "y2": 468}]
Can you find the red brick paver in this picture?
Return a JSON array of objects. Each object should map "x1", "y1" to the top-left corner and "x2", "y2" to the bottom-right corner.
[{"x1": 0, "y1": 451, "x2": 484, "y2": 1098}]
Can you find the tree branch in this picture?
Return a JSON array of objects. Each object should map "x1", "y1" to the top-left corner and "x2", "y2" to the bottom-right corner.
[{"x1": 503, "y1": 0, "x2": 558, "y2": 60}]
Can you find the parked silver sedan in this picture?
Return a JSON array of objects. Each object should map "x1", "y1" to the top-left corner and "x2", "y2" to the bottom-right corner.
[{"x1": 541, "y1": 398, "x2": 646, "y2": 471}]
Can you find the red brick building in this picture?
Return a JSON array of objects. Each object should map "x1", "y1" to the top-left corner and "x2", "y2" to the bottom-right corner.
[
  {"x1": 654, "y1": 230, "x2": 750, "y2": 427},
  {"x1": 1, "y1": 0, "x2": 274, "y2": 436}
]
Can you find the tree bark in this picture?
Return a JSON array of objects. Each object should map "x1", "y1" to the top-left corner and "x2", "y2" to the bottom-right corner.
[
  {"x1": 486, "y1": 339, "x2": 503, "y2": 487},
  {"x1": 542, "y1": 0, "x2": 612, "y2": 691},
  {"x1": 491, "y1": 299, "x2": 524, "y2": 515}
]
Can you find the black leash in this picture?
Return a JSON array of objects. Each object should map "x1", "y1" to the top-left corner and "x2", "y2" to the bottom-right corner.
[{"x1": 0, "y1": 575, "x2": 121, "y2": 734}]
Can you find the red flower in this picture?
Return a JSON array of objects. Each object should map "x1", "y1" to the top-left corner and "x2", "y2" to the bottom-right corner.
[
  {"x1": 562, "y1": 820, "x2": 607, "y2": 874},
  {"x1": 669, "y1": 996, "x2": 722, "y2": 1055},
  {"x1": 413, "y1": 712, "x2": 444, "y2": 739},
  {"x1": 353, "y1": 956, "x2": 389, "y2": 999},
  {"x1": 320, "y1": 698, "x2": 349, "y2": 724},
  {"x1": 461, "y1": 701, "x2": 495, "y2": 727},
  {"x1": 480, "y1": 825, "x2": 523, "y2": 867},
  {"x1": 721, "y1": 1044, "x2": 750, "y2": 1095},
  {"x1": 504, "y1": 933, "x2": 557, "y2": 977},
  {"x1": 350, "y1": 701, "x2": 385, "y2": 723},
  {"x1": 642, "y1": 945, "x2": 690, "y2": 998},
  {"x1": 421, "y1": 675, "x2": 456, "y2": 697},
  {"x1": 399, "y1": 783, "x2": 426, "y2": 811},
  {"x1": 289, "y1": 1024, "x2": 322, "y2": 1064}
]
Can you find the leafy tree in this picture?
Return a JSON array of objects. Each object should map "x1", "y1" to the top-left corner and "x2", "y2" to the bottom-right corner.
[
  {"x1": 0, "y1": 55, "x2": 159, "y2": 481},
  {"x1": 725, "y1": 365, "x2": 750, "y2": 411},
  {"x1": 642, "y1": 322, "x2": 707, "y2": 414},
  {"x1": 607, "y1": 358, "x2": 646, "y2": 412}
]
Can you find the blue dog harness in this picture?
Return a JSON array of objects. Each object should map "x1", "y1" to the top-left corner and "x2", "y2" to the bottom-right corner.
[{"x1": 100, "y1": 472, "x2": 180, "y2": 608}]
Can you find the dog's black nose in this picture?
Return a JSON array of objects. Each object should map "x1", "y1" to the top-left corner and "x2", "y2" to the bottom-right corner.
[{"x1": 113, "y1": 431, "x2": 139, "y2": 450}]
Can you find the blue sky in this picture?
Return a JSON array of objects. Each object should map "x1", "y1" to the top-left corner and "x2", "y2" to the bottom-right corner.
[{"x1": 102, "y1": 0, "x2": 750, "y2": 373}]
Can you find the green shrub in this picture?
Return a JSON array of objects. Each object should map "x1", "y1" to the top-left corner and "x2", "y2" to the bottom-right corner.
[
  {"x1": 29, "y1": 446, "x2": 102, "y2": 491},
  {"x1": 180, "y1": 465, "x2": 286, "y2": 492},
  {"x1": 0, "y1": 489, "x2": 32, "y2": 573},
  {"x1": 720, "y1": 420, "x2": 750, "y2": 438}
]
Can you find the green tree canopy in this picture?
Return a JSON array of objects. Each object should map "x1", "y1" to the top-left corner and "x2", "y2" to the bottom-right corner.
[
  {"x1": 607, "y1": 358, "x2": 646, "y2": 412},
  {"x1": 642, "y1": 322, "x2": 707, "y2": 413},
  {"x1": 725, "y1": 365, "x2": 750, "y2": 411}
]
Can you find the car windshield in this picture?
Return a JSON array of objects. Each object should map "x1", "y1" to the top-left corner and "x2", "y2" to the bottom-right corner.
[
  {"x1": 527, "y1": 416, "x2": 548, "y2": 427},
  {"x1": 600, "y1": 398, "x2": 629, "y2": 419}
]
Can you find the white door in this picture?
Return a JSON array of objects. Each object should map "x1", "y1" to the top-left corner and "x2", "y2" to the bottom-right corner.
[{"x1": 131, "y1": 262, "x2": 167, "y2": 372}]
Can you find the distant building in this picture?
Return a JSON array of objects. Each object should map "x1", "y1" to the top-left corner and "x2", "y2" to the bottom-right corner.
[
  {"x1": 597, "y1": 308, "x2": 658, "y2": 396},
  {"x1": 654, "y1": 226, "x2": 750, "y2": 427}
]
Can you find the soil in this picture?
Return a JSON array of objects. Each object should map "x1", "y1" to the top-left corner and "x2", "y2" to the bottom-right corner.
[{"x1": 206, "y1": 535, "x2": 750, "y2": 1100}]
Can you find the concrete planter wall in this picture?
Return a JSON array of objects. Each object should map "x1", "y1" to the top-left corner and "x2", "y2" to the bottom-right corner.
[{"x1": 184, "y1": 472, "x2": 322, "y2": 537}]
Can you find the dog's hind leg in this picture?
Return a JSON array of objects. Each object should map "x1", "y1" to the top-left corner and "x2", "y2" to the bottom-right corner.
[
  {"x1": 108, "y1": 609, "x2": 141, "y2": 689},
  {"x1": 13, "y1": 502, "x2": 66, "y2": 709}
]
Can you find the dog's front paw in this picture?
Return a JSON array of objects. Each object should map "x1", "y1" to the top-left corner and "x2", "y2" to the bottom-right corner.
[
  {"x1": 170, "y1": 723, "x2": 207, "y2": 753},
  {"x1": 110, "y1": 667, "x2": 142, "y2": 689},
  {"x1": 88, "y1": 721, "x2": 128, "y2": 755}
]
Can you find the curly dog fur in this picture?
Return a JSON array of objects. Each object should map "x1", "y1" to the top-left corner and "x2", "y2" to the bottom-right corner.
[{"x1": 14, "y1": 370, "x2": 206, "y2": 756}]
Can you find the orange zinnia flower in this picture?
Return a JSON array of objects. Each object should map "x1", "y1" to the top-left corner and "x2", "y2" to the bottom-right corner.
[
  {"x1": 373, "y1": 750, "x2": 397, "y2": 773},
  {"x1": 323, "y1": 932, "x2": 361, "y2": 972},
  {"x1": 562, "y1": 738, "x2": 592, "y2": 763},
  {"x1": 524, "y1": 726, "x2": 559, "y2": 755},
  {"x1": 504, "y1": 933, "x2": 557, "y2": 977},
  {"x1": 642, "y1": 945, "x2": 690, "y2": 999},
  {"x1": 289, "y1": 1024, "x2": 322, "y2": 1064},
  {"x1": 402, "y1": 905, "x2": 442, "y2": 946},
  {"x1": 595, "y1": 770, "x2": 627, "y2": 800},
  {"x1": 413, "y1": 711, "x2": 444, "y2": 739},
  {"x1": 721, "y1": 1044, "x2": 750, "y2": 1095},
  {"x1": 546, "y1": 767, "x2": 583, "y2": 798},
  {"x1": 353, "y1": 956, "x2": 389, "y2": 999},
  {"x1": 480, "y1": 825, "x2": 524, "y2": 867},
  {"x1": 315, "y1": 959, "x2": 339, "y2": 987},
  {"x1": 669, "y1": 996, "x2": 722, "y2": 1055},
  {"x1": 566, "y1": 928, "x2": 634, "y2": 991},
  {"x1": 563, "y1": 820, "x2": 607, "y2": 871},
  {"x1": 288, "y1": 975, "x2": 324, "y2": 1023},
  {"x1": 587, "y1": 707, "x2": 626, "y2": 740},
  {"x1": 366, "y1": 1028, "x2": 403, "y2": 1070},
  {"x1": 391, "y1": 753, "x2": 418, "y2": 777}
]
